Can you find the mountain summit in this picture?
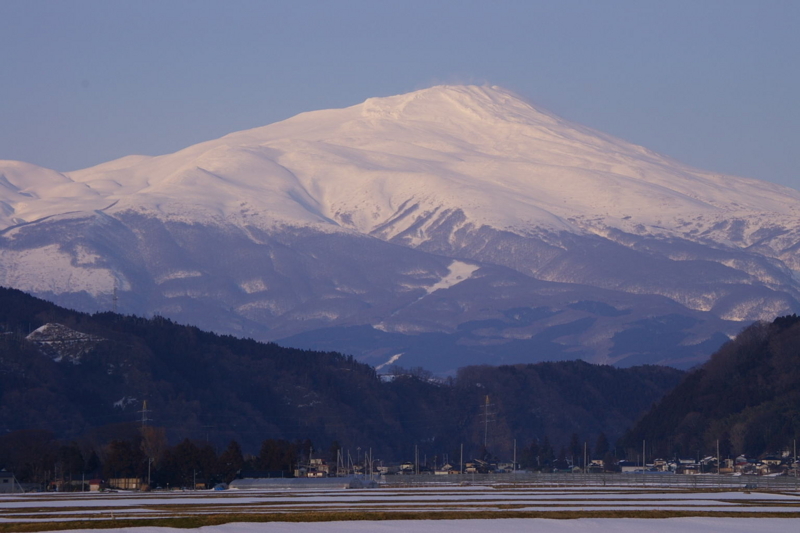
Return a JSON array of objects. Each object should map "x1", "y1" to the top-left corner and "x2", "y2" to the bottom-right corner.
[{"x1": 1, "y1": 86, "x2": 799, "y2": 372}]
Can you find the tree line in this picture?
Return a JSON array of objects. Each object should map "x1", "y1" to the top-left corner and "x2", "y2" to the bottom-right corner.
[
  {"x1": 0, "y1": 425, "x2": 625, "y2": 489},
  {"x1": 0, "y1": 427, "x2": 321, "y2": 489}
]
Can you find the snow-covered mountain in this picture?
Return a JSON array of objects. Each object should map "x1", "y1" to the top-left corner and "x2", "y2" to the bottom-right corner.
[{"x1": 1, "y1": 85, "x2": 798, "y2": 372}]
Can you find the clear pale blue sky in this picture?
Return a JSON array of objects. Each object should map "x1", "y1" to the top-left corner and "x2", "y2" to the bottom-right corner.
[{"x1": 1, "y1": 0, "x2": 798, "y2": 189}]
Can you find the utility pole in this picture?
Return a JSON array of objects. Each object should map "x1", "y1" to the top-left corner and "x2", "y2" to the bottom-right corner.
[
  {"x1": 642, "y1": 440, "x2": 646, "y2": 470},
  {"x1": 460, "y1": 443, "x2": 463, "y2": 475},
  {"x1": 139, "y1": 399, "x2": 154, "y2": 489},
  {"x1": 513, "y1": 439, "x2": 517, "y2": 472},
  {"x1": 717, "y1": 439, "x2": 720, "y2": 475},
  {"x1": 12, "y1": 473, "x2": 24, "y2": 494},
  {"x1": 584, "y1": 442, "x2": 587, "y2": 474},
  {"x1": 479, "y1": 395, "x2": 496, "y2": 452},
  {"x1": 483, "y1": 395, "x2": 490, "y2": 447}
]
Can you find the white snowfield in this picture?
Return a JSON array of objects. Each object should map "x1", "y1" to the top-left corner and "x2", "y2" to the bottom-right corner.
[{"x1": 1, "y1": 85, "x2": 798, "y2": 250}]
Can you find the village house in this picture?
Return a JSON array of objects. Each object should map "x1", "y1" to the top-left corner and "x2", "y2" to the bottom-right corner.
[
  {"x1": 399, "y1": 462, "x2": 415, "y2": 474},
  {"x1": 434, "y1": 463, "x2": 458, "y2": 475},
  {"x1": 464, "y1": 459, "x2": 491, "y2": 474},
  {"x1": 652, "y1": 458, "x2": 668, "y2": 472},
  {"x1": 496, "y1": 462, "x2": 515, "y2": 473},
  {"x1": 720, "y1": 458, "x2": 735, "y2": 474},
  {"x1": 587, "y1": 459, "x2": 605, "y2": 473}
]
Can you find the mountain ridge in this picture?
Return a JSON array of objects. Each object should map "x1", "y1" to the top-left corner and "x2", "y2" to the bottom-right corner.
[
  {"x1": 0, "y1": 285, "x2": 684, "y2": 458},
  {"x1": 4, "y1": 85, "x2": 799, "y2": 234},
  {"x1": 1, "y1": 85, "x2": 798, "y2": 370}
]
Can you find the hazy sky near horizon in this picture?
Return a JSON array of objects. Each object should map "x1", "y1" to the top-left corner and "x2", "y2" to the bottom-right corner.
[{"x1": 1, "y1": 0, "x2": 798, "y2": 189}]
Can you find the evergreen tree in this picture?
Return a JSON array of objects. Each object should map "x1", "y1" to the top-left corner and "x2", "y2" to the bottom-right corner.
[
  {"x1": 594, "y1": 432, "x2": 609, "y2": 459},
  {"x1": 258, "y1": 439, "x2": 298, "y2": 473},
  {"x1": 602, "y1": 451, "x2": 619, "y2": 472},
  {"x1": 218, "y1": 440, "x2": 244, "y2": 482},
  {"x1": 158, "y1": 438, "x2": 206, "y2": 487},
  {"x1": 103, "y1": 439, "x2": 145, "y2": 479},
  {"x1": 569, "y1": 433, "x2": 581, "y2": 467},
  {"x1": 57, "y1": 442, "x2": 85, "y2": 478},
  {"x1": 539, "y1": 436, "x2": 554, "y2": 469},
  {"x1": 555, "y1": 447, "x2": 569, "y2": 470},
  {"x1": 84, "y1": 449, "x2": 101, "y2": 477}
]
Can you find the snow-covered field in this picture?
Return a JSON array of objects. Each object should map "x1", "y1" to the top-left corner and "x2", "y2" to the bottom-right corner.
[
  {"x1": 39, "y1": 518, "x2": 800, "y2": 533},
  {"x1": 1, "y1": 484, "x2": 799, "y2": 531}
]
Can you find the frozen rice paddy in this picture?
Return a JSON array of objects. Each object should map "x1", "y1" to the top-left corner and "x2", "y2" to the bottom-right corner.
[{"x1": 1, "y1": 483, "x2": 799, "y2": 531}]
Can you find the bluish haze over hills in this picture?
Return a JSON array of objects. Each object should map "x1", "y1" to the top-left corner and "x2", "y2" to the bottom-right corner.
[{"x1": 0, "y1": 0, "x2": 798, "y2": 189}]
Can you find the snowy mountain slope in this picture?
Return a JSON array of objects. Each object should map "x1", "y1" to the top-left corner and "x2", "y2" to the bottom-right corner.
[
  {"x1": 0, "y1": 85, "x2": 798, "y2": 370},
  {"x1": 6, "y1": 85, "x2": 799, "y2": 237}
]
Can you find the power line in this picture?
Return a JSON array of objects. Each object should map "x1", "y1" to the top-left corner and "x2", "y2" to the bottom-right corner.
[
  {"x1": 480, "y1": 395, "x2": 496, "y2": 448},
  {"x1": 112, "y1": 279, "x2": 118, "y2": 313},
  {"x1": 138, "y1": 400, "x2": 152, "y2": 429}
]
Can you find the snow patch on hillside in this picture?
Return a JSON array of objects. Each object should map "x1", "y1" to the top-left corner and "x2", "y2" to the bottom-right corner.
[
  {"x1": 0, "y1": 245, "x2": 114, "y2": 296},
  {"x1": 425, "y1": 261, "x2": 479, "y2": 294},
  {"x1": 240, "y1": 279, "x2": 269, "y2": 294},
  {"x1": 113, "y1": 396, "x2": 137, "y2": 409},
  {"x1": 375, "y1": 353, "x2": 404, "y2": 371},
  {"x1": 155, "y1": 270, "x2": 203, "y2": 284},
  {"x1": 26, "y1": 323, "x2": 104, "y2": 363}
]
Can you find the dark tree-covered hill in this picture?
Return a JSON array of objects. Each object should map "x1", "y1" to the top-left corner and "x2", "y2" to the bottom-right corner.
[
  {"x1": 0, "y1": 287, "x2": 682, "y2": 461},
  {"x1": 621, "y1": 315, "x2": 800, "y2": 459}
]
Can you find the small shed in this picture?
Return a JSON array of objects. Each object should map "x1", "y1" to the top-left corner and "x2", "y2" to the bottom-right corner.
[{"x1": 0, "y1": 471, "x2": 21, "y2": 493}]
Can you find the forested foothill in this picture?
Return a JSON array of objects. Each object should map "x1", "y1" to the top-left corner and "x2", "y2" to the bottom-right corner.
[
  {"x1": 6, "y1": 289, "x2": 799, "y2": 486},
  {"x1": 622, "y1": 314, "x2": 800, "y2": 463},
  {"x1": 0, "y1": 287, "x2": 683, "y2": 485}
]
